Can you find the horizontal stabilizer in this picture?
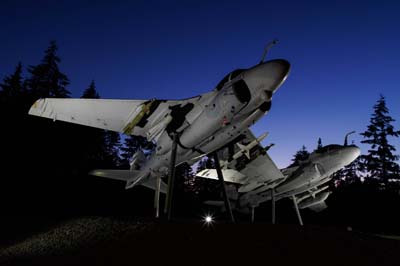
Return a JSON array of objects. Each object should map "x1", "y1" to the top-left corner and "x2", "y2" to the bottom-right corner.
[
  {"x1": 89, "y1": 169, "x2": 142, "y2": 181},
  {"x1": 196, "y1": 169, "x2": 247, "y2": 184},
  {"x1": 90, "y1": 169, "x2": 166, "y2": 192},
  {"x1": 90, "y1": 169, "x2": 148, "y2": 189}
]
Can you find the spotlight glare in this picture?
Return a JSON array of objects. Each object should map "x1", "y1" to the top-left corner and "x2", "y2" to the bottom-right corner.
[{"x1": 203, "y1": 214, "x2": 214, "y2": 226}]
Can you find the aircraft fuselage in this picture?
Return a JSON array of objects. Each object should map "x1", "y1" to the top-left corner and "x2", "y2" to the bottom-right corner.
[
  {"x1": 239, "y1": 144, "x2": 360, "y2": 210},
  {"x1": 129, "y1": 60, "x2": 290, "y2": 187}
]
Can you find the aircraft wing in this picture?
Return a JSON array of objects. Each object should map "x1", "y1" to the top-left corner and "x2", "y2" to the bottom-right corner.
[
  {"x1": 230, "y1": 129, "x2": 285, "y2": 184},
  {"x1": 196, "y1": 129, "x2": 285, "y2": 186},
  {"x1": 28, "y1": 94, "x2": 211, "y2": 139},
  {"x1": 89, "y1": 169, "x2": 167, "y2": 193}
]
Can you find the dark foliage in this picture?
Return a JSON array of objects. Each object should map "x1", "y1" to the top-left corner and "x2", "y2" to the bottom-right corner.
[
  {"x1": 26, "y1": 41, "x2": 70, "y2": 98},
  {"x1": 316, "y1": 137, "x2": 323, "y2": 151},
  {"x1": 195, "y1": 157, "x2": 222, "y2": 200},
  {"x1": 81, "y1": 80, "x2": 100, "y2": 99},
  {"x1": 0, "y1": 42, "x2": 145, "y2": 217},
  {"x1": 0, "y1": 62, "x2": 25, "y2": 99},
  {"x1": 289, "y1": 145, "x2": 310, "y2": 167},
  {"x1": 360, "y1": 95, "x2": 400, "y2": 187},
  {"x1": 78, "y1": 80, "x2": 121, "y2": 170},
  {"x1": 119, "y1": 135, "x2": 154, "y2": 168}
]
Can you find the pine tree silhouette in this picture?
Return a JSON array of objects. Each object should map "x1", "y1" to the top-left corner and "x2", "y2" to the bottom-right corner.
[
  {"x1": 103, "y1": 131, "x2": 121, "y2": 167},
  {"x1": 120, "y1": 135, "x2": 154, "y2": 168},
  {"x1": 316, "y1": 137, "x2": 323, "y2": 151},
  {"x1": 360, "y1": 95, "x2": 400, "y2": 187},
  {"x1": 0, "y1": 62, "x2": 24, "y2": 99},
  {"x1": 80, "y1": 80, "x2": 121, "y2": 169},
  {"x1": 289, "y1": 145, "x2": 310, "y2": 167},
  {"x1": 26, "y1": 41, "x2": 70, "y2": 98},
  {"x1": 81, "y1": 80, "x2": 100, "y2": 99},
  {"x1": 0, "y1": 62, "x2": 28, "y2": 165},
  {"x1": 339, "y1": 148, "x2": 363, "y2": 186}
]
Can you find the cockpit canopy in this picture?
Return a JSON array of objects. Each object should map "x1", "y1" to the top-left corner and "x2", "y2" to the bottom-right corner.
[
  {"x1": 315, "y1": 144, "x2": 343, "y2": 154},
  {"x1": 216, "y1": 69, "x2": 245, "y2": 91},
  {"x1": 215, "y1": 69, "x2": 250, "y2": 104}
]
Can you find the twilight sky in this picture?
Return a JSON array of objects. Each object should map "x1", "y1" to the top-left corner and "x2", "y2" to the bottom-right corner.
[{"x1": 1, "y1": 0, "x2": 399, "y2": 167}]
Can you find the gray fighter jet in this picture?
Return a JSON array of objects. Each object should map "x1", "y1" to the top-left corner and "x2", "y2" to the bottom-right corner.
[
  {"x1": 28, "y1": 42, "x2": 290, "y2": 217},
  {"x1": 197, "y1": 132, "x2": 360, "y2": 224}
]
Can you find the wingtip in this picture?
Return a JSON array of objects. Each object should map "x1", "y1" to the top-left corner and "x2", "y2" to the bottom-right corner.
[
  {"x1": 28, "y1": 98, "x2": 43, "y2": 116},
  {"x1": 88, "y1": 169, "x2": 103, "y2": 177}
]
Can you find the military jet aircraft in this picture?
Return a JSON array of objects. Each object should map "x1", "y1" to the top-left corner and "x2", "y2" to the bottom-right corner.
[
  {"x1": 196, "y1": 132, "x2": 360, "y2": 224},
  {"x1": 28, "y1": 41, "x2": 290, "y2": 219}
]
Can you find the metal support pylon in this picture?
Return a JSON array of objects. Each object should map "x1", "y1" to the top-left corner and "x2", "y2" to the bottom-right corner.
[
  {"x1": 213, "y1": 151, "x2": 235, "y2": 223},
  {"x1": 271, "y1": 189, "x2": 276, "y2": 224},
  {"x1": 165, "y1": 133, "x2": 179, "y2": 220},
  {"x1": 292, "y1": 195, "x2": 303, "y2": 226},
  {"x1": 154, "y1": 175, "x2": 161, "y2": 218}
]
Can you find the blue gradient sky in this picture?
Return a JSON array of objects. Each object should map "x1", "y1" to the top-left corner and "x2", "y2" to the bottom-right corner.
[{"x1": 1, "y1": 1, "x2": 399, "y2": 167}]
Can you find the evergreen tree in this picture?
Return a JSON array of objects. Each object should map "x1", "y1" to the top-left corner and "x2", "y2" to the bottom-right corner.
[
  {"x1": 0, "y1": 63, "x2": 29, "y2": 210},
  {"x1": 176, "y1": 163, "x2": 196, "y2": 193},
  {"x1": 81, "y1": 80, "x2": 100, "y2": 99},
  {"x1": 342, "y1": 156, "x2": 362, "y2": 184},
  {"x1": 0, "y1": 43, "x2": 74, "y2": 212},
  {"x1": 0, "y1": 62, "x2": 25, "y2": 99},
  {"x1": 333, "y1": 140, "x2": 363, "y2": 186},
  {"x1": 360, "y1": 95, "x2": 400, "y2": 186},
  {"x1": 78, "y1": 80, "x2": 106, "y2": 170},
  {"x1": 26, "y1": 41, "x2": 70, "y2": 98},
  {"x1": 0, "y1": 62, "x2": 28, "y2": 173},
  {"x1": 290, "y1": 145, "x2": 310, "y2": 167},
  {"x1": 80, "y1": 80, "x2": 121, "y2": 169},
  {"x1": 317, "y1": 137, "x2": 323, "y2": 151},
  {"x1": 120, "y1": 135, "x2": 154, "y2": 167},
  {"x1": 103, "y1": 131, "x2": 121, "y2": 167}
]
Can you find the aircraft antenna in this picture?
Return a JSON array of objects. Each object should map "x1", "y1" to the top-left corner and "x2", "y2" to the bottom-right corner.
[
  {"x1": 260, "y1": 39, "x2": 279, "y2": 64},
  {"x1": 344, "y1": 131, "x2": 356, "y2": 146}
]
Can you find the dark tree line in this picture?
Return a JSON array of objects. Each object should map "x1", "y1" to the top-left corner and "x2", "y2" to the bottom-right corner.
[
  {"x1": 0, "y1": 41, "x2": 215, "y2": 218},
  {"x1": 0, "y1": 41, "x2": 157, "y2": 215}
]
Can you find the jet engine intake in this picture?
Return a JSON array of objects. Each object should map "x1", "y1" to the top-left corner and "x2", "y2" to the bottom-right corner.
[{"x1": 232, "y1": 80, "x2": 251, "y2": 103}]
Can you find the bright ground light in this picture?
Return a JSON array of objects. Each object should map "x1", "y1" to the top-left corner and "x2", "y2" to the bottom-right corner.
[{"x1": 203, "y1": 214, "x2": 214, "y2": 226}]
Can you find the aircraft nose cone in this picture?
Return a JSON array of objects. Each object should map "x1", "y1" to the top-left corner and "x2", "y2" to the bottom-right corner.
[
  {"x1": 243, "y1": 59, "x2": 291, "y2": 96},
  {"x1": 269, "y1": 59, "x2": 291, "y2": 76},
  {"x1": 270, "y1": 59, "x2": 290, "y2": 92},
  {"x1": 344, "y1": 145, "x2": 361, "y2": 164}
]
